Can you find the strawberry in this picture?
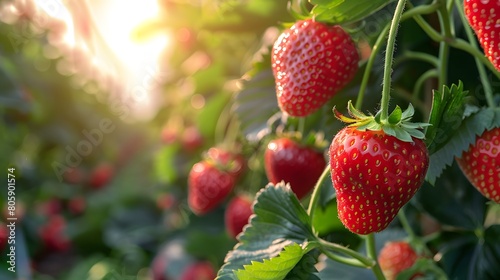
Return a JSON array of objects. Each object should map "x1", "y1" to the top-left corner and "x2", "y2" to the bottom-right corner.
[
  {"x1": 206, "y1": 147, "x2": 246, "y2": 180},
  {"x1": 39, "y1": 215, "x2": 70, "y2": 252},
  {"x1": 225, "y1": 195, "x2": 253, "y2": 238},
  {"x1": 264, "y1": 137, "x2": 326, "y2": 199},
  {"x1": 36, "y1": 198, "x2": 63, "y2": 217},
  {"x1": 63, "y1": 167, "x2": 84, "y2": 184},
  {"x1": 188, "y1": 161, "x2": 235, "y2": 215},
  {"x1": 156, "y1": 193, "x2": 177, "y2": 210},
  {"x1": 456, "y1": 127, "x2": 500, "y2": 203},
  {"x1": 378, "y1": 241, "x2": 421, "y2": 280},
  {"x1": 464, "y1": 0, "x2": 500, "y2": 72},
  {"x1": 272, "y1": 19, "x2": 359, "y2": 117},
  {"x1": 330, "y1": 127, "x2": 429, "y2": 234},
  {"x1": 0, "y1": 222, "x2": 8, "y2": 251},
  {"x1": 328, "y1": 102, "x2": 430, "y2": 234},
  {"x1": 180, "y1": 261, "x2": 216, "y2": 280},
  {"x1": 89, "y1": 163, "x2": 114, "y2": 189},
  {"x1": 68, "y1": 196, "x2": 86, "y2": 215},
  {"x1": 182, "y1": 126, "x2": 204, "y2": 153}
]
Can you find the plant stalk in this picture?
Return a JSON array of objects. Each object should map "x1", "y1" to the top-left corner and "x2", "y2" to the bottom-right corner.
[
  {"x1": 318, "y1": 238, "x2": 375, "y2": 268},
  {"x1": 365, "y1": 234, "x2": 386, "y2": 280},
  {"x1": 355, "y1": 2, "x2": 440, "y2": 110},
  {"x1": 307, "y1": 163, "x2": 331, "y2": 219},
  {"x1": 380, "y1": 0, "x2": 407, "y2": 122},
  {"x1": 437, "y1": 0, "x2": 452, "y2": 87}
]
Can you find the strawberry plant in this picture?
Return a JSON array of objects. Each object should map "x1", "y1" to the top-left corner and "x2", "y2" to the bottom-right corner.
[{"x1": 1, "y1": 0, "x2": 500, "y2": 279}]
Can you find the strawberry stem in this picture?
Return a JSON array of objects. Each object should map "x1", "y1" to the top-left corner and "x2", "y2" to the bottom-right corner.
[
  {"x1": 455, "y1": 0, "x2": 496, "y2": 108},
  {"x1": 380, "y1": 0, "x2": 407, "y2": 122},
  {"x1": 365, "y1": 234, "x2": 386, "y2": 280},
  {"x1": 306, "y1": 164, "x2": 331, "y2": 219},
  {"x1": 317, "y1": 238, "x2": 375, "y2": 268},
  {"x1": 398, "y1": 209, "x2": 433, "y2": 256},
  {"x1": 413, "y1": 69, "x2": 438, "y2": 99},
  {"x1": 437, "y1": 0, "x2": 453, "y2": 87},
  {"x1": 356, "y1": 2, "x2": 440, "y2": 110},
  {"x1": 411, "y1": 8, "x2": 500, "y2": 81}
]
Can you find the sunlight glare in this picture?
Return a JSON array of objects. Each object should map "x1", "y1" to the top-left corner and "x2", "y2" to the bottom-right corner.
[{"x1": 94, "y1": 0, "x2": 169, "y2": 71}]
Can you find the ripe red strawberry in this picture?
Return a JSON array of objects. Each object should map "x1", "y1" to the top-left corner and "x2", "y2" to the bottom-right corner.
[
  {"x1": 89, "y1": 163, "x2": 114, "y2": 189},
  {"x1": 456, "y1": 127, "x2": 500, "y2": 203},
  {"x1": 272, "y1": 19, "x2": 359, "y2": 117},
  {"x1": 182, "y1": 126, "x2": 204, "y2": 153},
  {"x1": 206, "y1": 147, "x2": 246, "y2": 180},
  {"x1": 39, "y1": 215, "x2": 70, "y2": 252},
  {"x1": 329, "y1": 127, "x2": 429, "y2": 234},
  {"x1": 180, "y1": 261, "x2": 216, "y2": 280},
  {"x1": 63, "y1": 167, "x2": 84, "y2": 184},
  {"x1": 464, "y1": 0, "x2": 500, "y2": 71},
  {"x1": 156, "y1": 193, "x2": 177, "y2": 210},
  {"x1": 188, "y1": 161, "x2": 235, "y2": 215},
  {"x1": 68, "y1": 196, "x2": 86, "y2": 215},
  {"x1": 225, "y1": 195, "x2": 253, "y2": 238},
  {"x1": 0, "y1": 222, "x2": 8, "y2": 251},
  {"x1": 378, "y1": 241, "x2": 421, "y2": 280},
  {"x1": 264, "y1": 137, "x2": 326, "y2": 199}
]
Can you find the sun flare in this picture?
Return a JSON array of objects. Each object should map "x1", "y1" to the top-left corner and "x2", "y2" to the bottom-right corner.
[
  {"x1": 33, "y1": 0, "x2": 170, "y2": 120},
  {"x1": 91, "y1": 0, "x2": 169, "y2": 71}
]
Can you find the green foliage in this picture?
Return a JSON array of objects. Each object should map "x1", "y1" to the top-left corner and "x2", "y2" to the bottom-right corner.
[
  {"x1": 426, "y1": 107, "x2": 500, "y2": 185},
  {"x1": 2, "y1": 0, "x2": 500, "y2": 279},
  {"x1": 425, "y1": 82, "x2": 469, "y2": 154},
  {"x1": 217, "y1": 183, "x2": 316, "y2": 279},
  {"x1": 233, "y1": 53, "x2": 278, "y2": 141},
  {"x1": 234, "y1": 243, "x2": 317, "y2": 280},
  {"x1": 416, "y1": 167, "x2": 488, "y2": 230},
  {"x1": 311, "y1": 0, "x2": 396, "y2": 24}
]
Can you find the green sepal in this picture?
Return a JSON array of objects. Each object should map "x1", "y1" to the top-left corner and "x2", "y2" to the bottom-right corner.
[
  {"x1": 333, "y1": 101, "x2": 430, "y2": 143},
  {"x1": 388, "y1": 105, "x2": 403, "y2": 125}
]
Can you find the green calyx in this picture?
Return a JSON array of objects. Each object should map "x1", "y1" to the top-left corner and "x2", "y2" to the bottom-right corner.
[
  {"x1": 278, "y1": 131, "x2": 329, "y2": 151},
  {"x1": 334, "y1": 101, "x2": 430, "y2": 143}
]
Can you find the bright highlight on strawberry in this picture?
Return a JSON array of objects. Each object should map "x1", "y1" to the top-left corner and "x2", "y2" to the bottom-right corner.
[{"x1": 272, "y1": 19, "x2": 359, "y2": 117}]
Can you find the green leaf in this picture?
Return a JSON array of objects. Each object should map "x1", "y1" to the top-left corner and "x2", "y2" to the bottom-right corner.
[
  {"x1": 154, "y1": 145, "x2": 179, "y2": 184},
  {"x1": 425, "y1": 108, "x2": 498, "y2": 185},
  {"x1": 415, "y1": 167, "x2": 488, "y2": 230},
  {"x1": 285, "y1": 251, "x2": 321, "y2": 280},
  {"x1": 425, "y1": 82, "x2": 469, "y2": 154},
  {"x1": 312, "y1": 199, "x2": 345, "y2": 236},
  {"x1": 233, "y1": 53, "x2": 278, "y2": 141},
  {"x1": 473, "y1": 225, "x2": 500, "y2": 278},
  {"x1": 311, "y1": 0, "x2": 396, "y2": 24},
  {"x1": 217, "y1": 183, "x2": 316, "y2": 279},
  {"x1": 235, "y1": 243, "x2": 317, "y2": 280}
]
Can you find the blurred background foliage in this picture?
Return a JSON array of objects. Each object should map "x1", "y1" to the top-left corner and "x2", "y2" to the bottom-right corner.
[{"x1": 0, "y1": 0, "x2": 499, "y2": 279}]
